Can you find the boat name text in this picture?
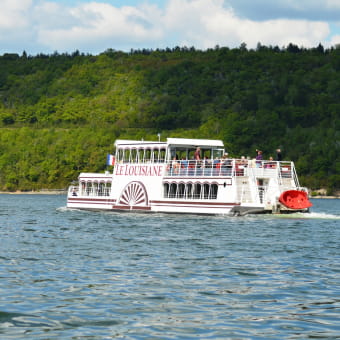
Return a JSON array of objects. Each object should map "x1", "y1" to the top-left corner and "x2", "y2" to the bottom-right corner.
[{"x1": 115, "y1": 164, "x2": 163, "y2": 176}]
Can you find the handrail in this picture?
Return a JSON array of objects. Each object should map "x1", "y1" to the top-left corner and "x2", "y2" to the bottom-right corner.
[{"x1": 164, "y1": 158, "x2": 291, "y2": 177}]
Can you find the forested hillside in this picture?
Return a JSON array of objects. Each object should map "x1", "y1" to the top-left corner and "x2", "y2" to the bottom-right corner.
[{"x1": 0, "y1": 44, "x2": 339, "y2": 193}]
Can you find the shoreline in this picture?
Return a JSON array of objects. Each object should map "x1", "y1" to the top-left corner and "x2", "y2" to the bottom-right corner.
[{"x1": 0, "y1": 190, "x2": 67, "y2": 195}]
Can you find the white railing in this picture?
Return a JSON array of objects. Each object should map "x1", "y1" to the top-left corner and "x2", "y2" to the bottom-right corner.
[
  {"x1": 165, "y1": 159, "x2": 238, "y2": 177},
  {"x1": 164, "y1": 159, "x2": 295, "y2": 178}
]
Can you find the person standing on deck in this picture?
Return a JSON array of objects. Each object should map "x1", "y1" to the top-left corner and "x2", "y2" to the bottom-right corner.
[
  {"x1": 255, "y1": 150, "x2": 263, "y2": 167},
  {"x1": 194, "y1": 147, "x2": 201, "y2": 161},
  {"x1": 276, "y1": 149, "x2": 282, "y2": 161}
]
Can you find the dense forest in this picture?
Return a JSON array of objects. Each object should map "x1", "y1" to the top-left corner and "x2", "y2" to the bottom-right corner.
[{"x1": 0, "y1": 44, "x2": 339, "y2": 194}]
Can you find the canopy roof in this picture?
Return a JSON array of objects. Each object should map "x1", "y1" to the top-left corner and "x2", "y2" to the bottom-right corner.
[
  {"x1": 166, "y1": 138, "x2": 224, "y2": 148},
  {"x1": 114, "y1": 138, "x2": 224, "y2": 149}
]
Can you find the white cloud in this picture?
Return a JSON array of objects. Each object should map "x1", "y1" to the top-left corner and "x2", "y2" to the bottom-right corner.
[
  {"x1": 329, "y1": 34, "x2": 340, "y2": 47},
  {"x1": 0, "y1": 0, "x2": 338, "y2": 55},
  {"x1": 33, "y1": 2, "x2": 77, "y2": 30},
  {"x1": 326, "y1": 0, "x2": 340, "y2": 9},
  {"x1": 162, "y1": 0, "x2": 330, "y2": 49},
  {"x1": 37, "y1": 2, "x2": 164, "y2": 51},
  {"x1": 0, "y1": 0, "x2": 33, "y2": 29}
]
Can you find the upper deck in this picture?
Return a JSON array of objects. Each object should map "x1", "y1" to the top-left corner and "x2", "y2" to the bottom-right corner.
[
  {"x1": 113, "y1": 138, "x2": 297, "y2": 181},
  {"x1": 114, "y1": 138, "x2": 225, "y2": 164}
]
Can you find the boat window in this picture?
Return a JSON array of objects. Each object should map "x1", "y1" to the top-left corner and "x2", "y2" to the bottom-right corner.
[
  {"x1": 120, "y1": 149, "x2": 125, "y2": 162},
  {"x1": 193, "y1": 183, "x2": 201, "y2": 199},
  {"x1": 93, "y1": 182, "x2": 98, "y2": 195},
  {"x1": 188, "y1": 149, "x2": 195, "y2": 160},
  {"x1": 185, "y1": 183, "x2": 193, "y2": 199},
  {"x1": 144, "y1": 149, "x2": 151, "y2": 163},
  {"x1": 178, "y1": 183, "x2": 185, "y2": 198},
  {"x1": 80, "y1": 181, "x2": 86, "y2": 195},
  {"x1": 133, "y1": 149, "x2": 139, "y2": 163},
  {"x1": 212, "y1": 149, "x2": 224, "y2": 159},
  {"x1": 210, "y1": 184, "x2": 218, "y2": 199},
  {"x1": 129, "y1": 149, "x2": 134, "y2": 163},
  {"x1": 203, "y1": 183, "x2": 210, "y2": 199},
  {"x1": 169, "y1": 148, "x2": 177, "y2": 160},
  {"x1": 117, "y1": 149, "x2": 122, "y2": 163},
  {"x1": 159, "y1": 149, "x2": 166, "y2": 162},
  {"x1": 86, "y1": 182, "x2": 92, "y2": 195},
  {"x1": 169, "y1": 183, "x2": 177, "y2": 198},
  {"x1": 122, "y1": 149, "x2": 128, "y2": 163},
  {"x1": 151, "y1": 149, "x2": 156, "y2": 163},
  {"x1": 202, "y1": 149, "x2": 211, "y2": 159},
  {"x1": 105, "y1": 182, "x2": 112, "y2": 196},
  {"x1": 153, "y1": 148, "x2": 159, "y2": 162},
  {"x1": 163, "y1": 183, "x2": 169, "y2": 198},
  {"x1": 98, "y1": 182, "x2": 105, "y2": 196}
]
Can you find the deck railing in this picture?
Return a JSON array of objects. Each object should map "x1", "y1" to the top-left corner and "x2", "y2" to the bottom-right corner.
[{"x1": 164, "y1": 159, "x2": 295, "y2": 179}]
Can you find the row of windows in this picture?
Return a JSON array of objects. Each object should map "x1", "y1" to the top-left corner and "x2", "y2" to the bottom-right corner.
[
  {"x1": 164, "y1": 182, "x2": 218, "y2": 200},
  {"x1": 115, "y1": 147, "x2": 224, "y2": 164},
  {"x1": 116, "y1": 148, "x2": 167, "y2": 163},
  {"x1": 80, "y1": 181, "x2": 112, "y2": 196}
]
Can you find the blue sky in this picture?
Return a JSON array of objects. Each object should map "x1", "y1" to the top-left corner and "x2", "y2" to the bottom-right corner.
[{"x1": 1, "y1": 0, "x2": 339, "y2": 55}]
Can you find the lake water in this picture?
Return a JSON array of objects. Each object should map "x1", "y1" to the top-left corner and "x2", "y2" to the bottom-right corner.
[{"x1": 0, "y1": 195, "x2": 339, "y2": 339}]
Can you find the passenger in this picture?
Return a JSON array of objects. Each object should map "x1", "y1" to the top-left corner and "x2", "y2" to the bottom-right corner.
[
  {"x1": 276, "y1": 148, "x2": 282, "y2": 161},
  {"x1": 255, "y1": 149, "x2": 263, "y2": 167},
  {"x1": 188, "y1": 159, "x2": 195, "y2": 175},
  {"x1": 194, "y1": 147, "x2": 201, "y2": 161},
  {"x1": 193, "y1": 148, "x2": 202, "y2": 175},
  {"x1": 265, "y1": 156, "x2": 276, "y2": 168},
  {"x1": 241, "y1": 156, "x2": 248, "y2": 167},
  {"x1": 181, "y1": 157, "x2": 188, "y2": 175},
  {"x1": 221, "y1": 153, "x2": 232, "y2": 176},
  {"x1": 203, "y1": 156, "x2": 212, "y2": 175},
  {"x1": 236, "y1": 156, "x2": 247, "y2": 176},
  {"x1": 213, "y1": 157, "x2": 221, "y2": 175},
  {"x1": 171, "y1": 156, "x2": 180, "y2": 175},
  {"x1": 204, "y1": 156, "x2": 212, "y2": 167},
  {"x1": 250, "y1": 158, "x2": 257, "y2": 168}
]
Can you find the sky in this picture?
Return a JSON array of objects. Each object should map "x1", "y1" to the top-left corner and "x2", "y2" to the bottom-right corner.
[{"x1": 1, "y1": 0, "x2": 340, "y2": 55}]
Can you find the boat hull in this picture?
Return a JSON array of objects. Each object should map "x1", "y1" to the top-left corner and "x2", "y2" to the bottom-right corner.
[{"x1": 67, "y1": 197, "x2": 237, "y2": 215}]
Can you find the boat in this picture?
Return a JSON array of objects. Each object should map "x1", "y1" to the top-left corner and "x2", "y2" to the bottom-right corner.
[{"x1": 66, "y1": 138, "x2": 312, "y2": 215}]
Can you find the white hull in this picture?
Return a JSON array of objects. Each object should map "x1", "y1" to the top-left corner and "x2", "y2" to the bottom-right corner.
[{"x1": 67, "y1": 200, "x2": 236, "y2": 215}]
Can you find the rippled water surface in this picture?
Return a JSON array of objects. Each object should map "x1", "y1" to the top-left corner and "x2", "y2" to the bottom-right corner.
[{"x1": 0, "y1": 195, "x2": 339, "y2": 339}]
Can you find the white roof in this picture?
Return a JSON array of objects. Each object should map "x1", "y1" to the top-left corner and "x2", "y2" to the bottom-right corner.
[
  {"x1": 114, "y1": 138, "x2": 224, "y2": 149},
  {"x1": 166, "y1": 138, "x2": 224, "y2": 148},
  {"x1": 114, "y1": 140, "x2": 167, "y2": 149}
]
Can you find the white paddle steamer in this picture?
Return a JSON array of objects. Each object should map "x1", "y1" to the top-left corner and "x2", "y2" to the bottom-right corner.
[{"x1": 67, "y1": 138, "x2": 312, "y2": 215}]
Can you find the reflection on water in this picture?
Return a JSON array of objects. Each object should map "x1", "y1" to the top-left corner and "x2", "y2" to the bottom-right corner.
[{"x1": 0, "y1": 195, "x2": 339, "y2": 339}]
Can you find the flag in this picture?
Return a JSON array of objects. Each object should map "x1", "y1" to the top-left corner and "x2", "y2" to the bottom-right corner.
[{"x1": 106, "y1": 154, "x2": 115, "y2": 166}]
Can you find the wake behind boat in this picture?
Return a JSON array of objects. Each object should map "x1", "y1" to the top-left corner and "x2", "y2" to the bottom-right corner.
[{"x1": 67, "y1": 138, "x2": 312, "y2": 215}]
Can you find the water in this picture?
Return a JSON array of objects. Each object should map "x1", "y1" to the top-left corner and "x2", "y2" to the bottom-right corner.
[{"x1": 0, "y1": 195, "x2": 339, "y2": 339}]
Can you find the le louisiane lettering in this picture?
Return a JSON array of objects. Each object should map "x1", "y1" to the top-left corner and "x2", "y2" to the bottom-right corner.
[{"x1": 115, "y1": 164, "x2": 163, "y2": 176}]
